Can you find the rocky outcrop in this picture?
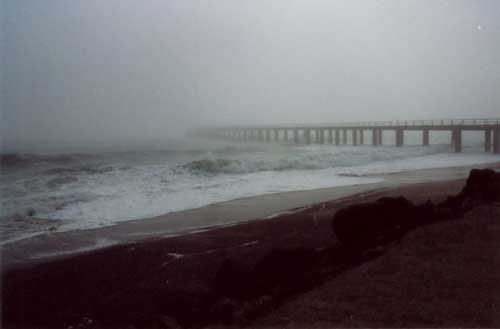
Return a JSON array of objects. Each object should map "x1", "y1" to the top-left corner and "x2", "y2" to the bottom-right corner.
[
  {"x1": 440, "y1": 168, "x2": 500, "y2": 212},
  {"x1": 332, "y1": 196, "x2": 419, "y2": 250},
  {"x1": 332, "y1": 169, "x2": 500, "y2": 251}
]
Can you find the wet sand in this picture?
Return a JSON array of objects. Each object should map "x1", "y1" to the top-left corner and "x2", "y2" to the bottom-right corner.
[{"x1": 2, "y1": 162, "x2": 500, "y2": 271}]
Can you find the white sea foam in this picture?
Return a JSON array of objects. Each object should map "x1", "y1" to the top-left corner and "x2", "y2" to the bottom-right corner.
[
  {"x1": 336, "y1": 152, "x2": 500, "y2": 176},
  {"x1": 1, "y1": 141, "x2": 499, "y2": 240}
]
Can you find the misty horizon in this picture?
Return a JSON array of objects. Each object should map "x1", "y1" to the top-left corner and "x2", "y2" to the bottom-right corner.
[{"x1": 2, "y1": 0, "x2": 500, "y2": 153}]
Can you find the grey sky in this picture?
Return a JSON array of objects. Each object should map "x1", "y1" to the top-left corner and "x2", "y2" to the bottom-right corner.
[{"x1": 2, "y1": 0, "x2": 500, "y2": 152}]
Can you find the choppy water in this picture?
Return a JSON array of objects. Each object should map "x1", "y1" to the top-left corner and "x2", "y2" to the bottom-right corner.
[{"x1": 1, "y1": 135, "x2": 499, "y2": 243}]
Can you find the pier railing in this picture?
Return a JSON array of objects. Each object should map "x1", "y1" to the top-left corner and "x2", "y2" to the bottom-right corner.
[
  {"x1": 327, "y1": 118, "x2": 500, "y2": 127},
  {"x1": 210, "y1": 118, "x2": 500, "y2": 130}
]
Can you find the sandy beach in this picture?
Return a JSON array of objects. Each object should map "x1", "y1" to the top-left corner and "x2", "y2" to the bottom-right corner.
[{"x1": 2, "y1": 163, "x2": 500, "y2": 328}]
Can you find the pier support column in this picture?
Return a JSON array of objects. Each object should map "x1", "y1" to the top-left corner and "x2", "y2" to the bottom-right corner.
[
  {"x1": 485, "y1": 129, "x2": 491, "y2": 152},
  {"x1": 494, "y1": 128, "x2": 500, "y2": 154},
  {"x1": 396, "y1": 128, "x2": 404, "y2": 147},
  {"x1": 352, "y1": 129, "x2": 358, "y2": 146},
  {"x1": 372, "y1": 129, "x2": 378, "y2": 146},
  {"x1": 342, "y1": 129, "x2": 347, "y2": 145},
  {"x1": 305, "y1": 129, "x2": 311, "y2": 144},
  {"x1": 284, "y1": 129, "x2": 288, "y2": 142},
  {"x1": 452, "y1": 128, "x2": 462, "y2": 153},
  {"x1": 335, "y1": 129, "x2": 340, "y2": 145},
  {"x1": 378, "y1": 129, "x2": 383, "y2": 146},
  {"x1": 329, "y1": 129, "x2": 333, "y2": 144},
  {"x1": 293, "y1": 129, "x2": 299, "y2": 144},
  {"x1": 273, "y1": 129, "x2": 279, "y2": 142},
  {"x1": 423, "y1": 129, "x2": 429, "y2": 146},
  {"x1": 265, "y1": 129, "x2": 270, "y2": 142},
  {"x1": 319, "y1": 129, "x2": 325, "y2": 144},
  {"x1": 258, "y1": 129, "x2": 263, "y2": 142},
  {"x1": 359, "y1": 129, "x2": 364, "y2": 145}
]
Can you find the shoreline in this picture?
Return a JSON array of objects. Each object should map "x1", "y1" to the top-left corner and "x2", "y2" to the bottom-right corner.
[
  {"x1": 2, "y1": 166, "x2": 500, "y2": 328},
  {"x1": 2, "y1": 161, "x2": 500, "y2": 271}
]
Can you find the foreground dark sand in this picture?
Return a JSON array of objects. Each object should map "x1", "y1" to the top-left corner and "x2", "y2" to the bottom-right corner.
[
  {"x1": 3, "y1": 174, "x2": 500, "y2": 328},
  {"x1": 245, "y1": 204, "x2": 500, "y2": 328}
]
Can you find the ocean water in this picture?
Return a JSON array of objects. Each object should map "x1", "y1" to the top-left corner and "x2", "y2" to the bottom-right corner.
[{"x1": 1, "y1": 136, "x2": 499, "y2": 243}]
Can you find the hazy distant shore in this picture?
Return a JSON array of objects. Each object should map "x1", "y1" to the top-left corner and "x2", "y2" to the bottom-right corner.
[{"x1": 3, "y1": 166, "x2": 500, "y2": 328}]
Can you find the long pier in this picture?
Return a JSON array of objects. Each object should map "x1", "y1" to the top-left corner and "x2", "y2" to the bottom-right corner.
[{"x1": 199, "y1": 118, "x2": 500, "y2": 153}]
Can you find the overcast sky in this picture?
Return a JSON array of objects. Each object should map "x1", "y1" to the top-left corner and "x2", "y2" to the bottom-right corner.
[{"x1": 2, "y1": 0, "x2": 500, "y2": 152}]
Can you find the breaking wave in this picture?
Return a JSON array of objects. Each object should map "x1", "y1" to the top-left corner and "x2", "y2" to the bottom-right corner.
[{"x1": 181, "y1": 144, "x2": 452, "y2": 175}]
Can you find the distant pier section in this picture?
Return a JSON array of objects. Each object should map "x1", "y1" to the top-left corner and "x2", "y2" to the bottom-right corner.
[{"x1": 198, "y1": 118, "x2": 500, "y2": 153}]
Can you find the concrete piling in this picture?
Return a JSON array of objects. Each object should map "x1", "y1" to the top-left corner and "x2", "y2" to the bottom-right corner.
[
  {"x1": 485, "y1": 129, "x2": 491, "y2": 152},
  {"x1": 494, "y1": 128, "x2": 499, "y2": 154},
  {"x1": 452, "y1": 128, "x2": 462, "y2": 153},
  {"x1": 423, "y1": 129, "x2": 429, "y2": 146},
  {"x1": 396, "y1": 128, "x2": 404, "y2": 147}
]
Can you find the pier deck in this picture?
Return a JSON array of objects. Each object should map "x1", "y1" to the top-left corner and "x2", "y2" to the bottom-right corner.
[{"x1": 200, "y1": 118, "x2": 500, "y2": 153}]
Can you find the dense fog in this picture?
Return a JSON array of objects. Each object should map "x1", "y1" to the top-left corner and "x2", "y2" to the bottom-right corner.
[{"x1": 1, "y1": 0, "x2": 500, "y2": 153}]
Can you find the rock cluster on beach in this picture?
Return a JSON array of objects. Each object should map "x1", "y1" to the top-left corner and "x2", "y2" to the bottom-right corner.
[
  {"x1": 2, "y1": 169, "x2": 499, "y2": 329},
  {"x1": 333, "y1": 168, "x2": 500, "y2": 253}
]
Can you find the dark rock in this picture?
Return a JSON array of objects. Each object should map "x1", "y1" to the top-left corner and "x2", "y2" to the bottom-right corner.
[
  {"x1": 332, "y1": 196, "x2": 417, "y2": 250},
  {"x1": 241, "y1": 295, "x2": 274, "y2": 320},
  {"x1": 209, "y1": 298, "x2": 241, "y2": 324},
  {"x1": 251, "y1": 248, "x2": 317, "y2": 298},
  {"x1": 438, "y1": 169, "x2": 500, "y2": 217},
  {"x1": 332, "y1": 169, "x2": 500, "y2": 252},
  {"x1": 159, "y1": 315, "x2": 182, "y2": 329},
  {"x1": 213, "y1": 259, "x2": 252, "y2": 299},
  {"x1": 415, "y1": 199, "x2": 438, "y2": 224}
]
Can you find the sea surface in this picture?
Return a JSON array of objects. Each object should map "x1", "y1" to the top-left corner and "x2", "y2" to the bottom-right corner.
[{"x1": 2, "y1": 134, "x2": 499, "y2": 243}]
